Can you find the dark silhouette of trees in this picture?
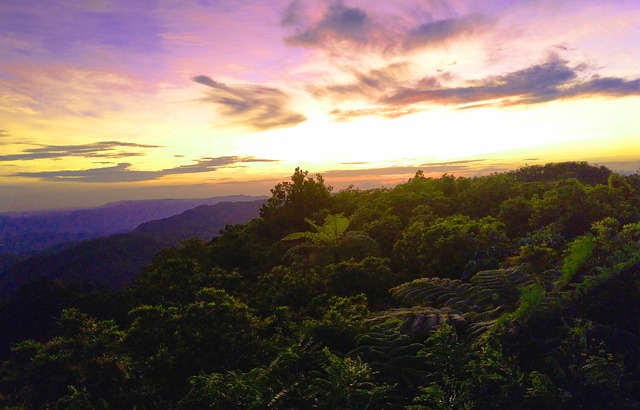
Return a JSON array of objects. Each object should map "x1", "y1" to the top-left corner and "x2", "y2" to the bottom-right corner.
[{"x1": 259, "y1": 167, "x2": 333, "y2": 239}]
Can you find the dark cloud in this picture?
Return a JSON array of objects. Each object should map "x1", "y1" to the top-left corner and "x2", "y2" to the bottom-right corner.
[
  {"x1": 193, "y1": 75, "x2": 227, "y2": 89},
  {"x1": 165, "y1": 156, "x2": 276, "y2": 175},
  {"x1": 11, "y1": 156, "x2": 279, "y2": 183},
  {"x1": 404, "y1": 14, "x2": 491, "y2": 50},
  {"x1": 284, "y1": 2, "x2": 371, "y2": 47},
  {"x1": 563, "y1": 76, "x2": 640, "y2": 98},
  {"x1": 382, "y1": 57, "x2": 640, "y2": 108},
  {"x1": 281, "y1": 0, "x2": 303, "y2": 26},
  {"x1": 282, "y1": 2, "x2": 492, "y2": 54},
  {"x1": 308, "y1": 55, "x2": 639, "y2": 120},
  {"x1": 193, "y1": 75, "x2": 306, "y2": 130},
  {"x1": 555, "y1": 42, "x2": 574, "y2": 51},
  {"x1": 12, "y1": 163, "x2": 159, "y2": 183},
  {"x1": 0, "y1": 141, "x2": 161, "y2": 162}
]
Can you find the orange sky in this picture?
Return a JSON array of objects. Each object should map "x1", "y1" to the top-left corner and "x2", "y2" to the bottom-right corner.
[{"x1": 0, "y1": 0, "x2": 639, "y2": 212}]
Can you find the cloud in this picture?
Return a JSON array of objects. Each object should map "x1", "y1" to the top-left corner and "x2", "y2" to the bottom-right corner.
[
  {"x1": 310, "y1": 63, "x2": 421, "y2": 120},
  {"x1": 404, "y1": 14, "x2": 492, "y2": 50},
  {"x1": 193, "y1": 75, "x2": 306, "y2": 130},
  {"x1": 420, "y1": 159, "x2": 488, "y2": 167},
  {"x1": 310, "y1": 63, "x2": 442, "y2": 120},
  {"x1": 330, "y1": 107, "x2": 419, "y2": 121},
  {"x1": 282, "y1": 3, "x2": 638, "y2": 120},
  {"x1": 563, "y1": 76, "x2": 640, "y2": 99},
  {"x1": 164, "y1": 156, "x2": 277, "y2": 175},
  {"x1": 11, "y1": 156, "x2": 279, "y2": 183},
  {"x1": 0, "y1": 141, "x2": 161, "y2": 162},
  {"x1": 281, "y1": 0, "x2": 303, "y2": 26},
  {"x1": 382, "y1": 56, "x2": 640, "y2": 108},
  {"x1": 284, "y1": 2, "x2": 371, "y2": 47},
  {"x1": 12, "y1": 163, "x2": 160, "y2": 183},
  {"x1": 282, "y1": 2, "x2": 493, "y2": 54},
  {"x1": 312, "y1": 62, "x2": 409, "y2": 99}
]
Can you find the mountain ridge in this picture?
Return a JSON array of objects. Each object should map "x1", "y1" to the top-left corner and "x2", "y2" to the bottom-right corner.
[
  {"x1": 0, "y1": 195, "x2": 267, "y2": 254},
  {"x1": 0, "y1": 199, "x2": 266, "y2": 295}
]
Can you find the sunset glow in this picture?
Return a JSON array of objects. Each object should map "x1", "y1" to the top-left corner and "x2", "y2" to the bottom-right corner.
[{"x1": 1, "y1": 0, "x2": 638, "y2": 212}]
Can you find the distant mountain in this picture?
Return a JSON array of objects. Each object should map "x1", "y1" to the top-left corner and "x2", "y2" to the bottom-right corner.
[
  {"x1": 131, "y1": 202, "x2": 262, "y2": 246},
  {"x1": 0, "y1": 199, "x2": 266, "y2": 295},
  {"x1": 0, "y1": 195, "x2": 266, "y2": 254}
]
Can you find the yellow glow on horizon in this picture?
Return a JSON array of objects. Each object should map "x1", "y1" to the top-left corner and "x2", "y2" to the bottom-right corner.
[{"x1": 236, "y1": 96, "x2": 640, "y2": 168}]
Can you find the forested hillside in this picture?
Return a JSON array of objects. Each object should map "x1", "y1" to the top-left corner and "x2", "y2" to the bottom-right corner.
[
  {"x1": 0, "y1": 200, "x2": 266, "y2": 296},
  {"x1": 0, "y1": 195, "x2": 264, "y2": 255},
  {"x1": 1, "y1": 162, "x2": 639, "y2": 409}
]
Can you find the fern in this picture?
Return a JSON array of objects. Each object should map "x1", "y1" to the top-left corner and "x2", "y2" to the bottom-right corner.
[
  {"x1": 364, "y1": 307, "x2": 467, "y2": 339},
  {"x1": 351, "y1": 319, "x2": 429, "y2": 392},
  {"x1": 383, "y1": 265, "x2": 544, "y2": 341},
  {"x1": 391, "y1": 264, "x2": 534, "y2": 313},
  {"x1": 555, "y1": 235, "x2": 595, "y2": 291},
  {"x1": 391, "y1": 277, "x2": 477, "y2": 311},
  {"x1": 282, "y1": 213, "x2": 350, "y2": 246}
]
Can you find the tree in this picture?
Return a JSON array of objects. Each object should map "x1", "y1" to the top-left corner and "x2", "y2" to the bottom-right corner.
[
  {"x1": 0, "y1": 309, "x2": 132, "y2": 408},
  {"x1": 259, "y1": 168, "x2": 333, "y2": 239},
  {"x1": 393, "y1": 215, "x2": 510, "y2": 279},
  {"x1": 324, "y1": 257, "x2": 400, "y2": 307},
  {"x1": 125, "y1": 289, "x2": 262, "y2": 403}
]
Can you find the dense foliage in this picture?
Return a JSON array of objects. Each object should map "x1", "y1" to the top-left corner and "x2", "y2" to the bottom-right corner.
[{"x1": 1, "y1": 162, "x2": 639, "y2": 409}]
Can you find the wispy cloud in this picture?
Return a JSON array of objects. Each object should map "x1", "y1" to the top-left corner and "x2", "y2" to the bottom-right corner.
[
  {"x1": 193, "y1": 75, "x2": 306, "y2": 130},
  {"x1": 420, "y1": 159, "x2": 488, "y2": 167},
  {"x1": 311, "y1": 63, "x2": 420, "y2": 120},
  {"x1": 330, "y1": 107, "x2": 419, "y2": 121},
  {"x1": 383, "y1": 56, "x2": 640, "y2": 108},
  {"x1": 11, "y1": 156, "x2": 279, "y2": 182},
  {"x1": 311, "y1": 62, "x2": 409, "y2": 99},
  {"x1": 313, "y1": 55, "x2": 640, "y2": 119},
  {"x1": 0, "y1": 141, "x2": 161, "y2": 162}
]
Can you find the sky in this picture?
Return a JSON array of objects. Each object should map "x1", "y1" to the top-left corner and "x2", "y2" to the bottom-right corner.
[{"x1": 0, "y1": 0, "x2": 639, "y2": 212}]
